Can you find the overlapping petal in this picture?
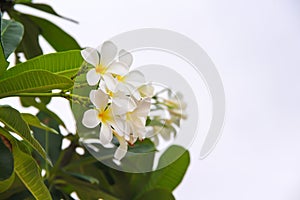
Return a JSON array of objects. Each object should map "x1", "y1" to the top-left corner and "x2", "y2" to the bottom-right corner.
[{"x1": 82, "y1": 109, "x2": 100, "y2": 128}]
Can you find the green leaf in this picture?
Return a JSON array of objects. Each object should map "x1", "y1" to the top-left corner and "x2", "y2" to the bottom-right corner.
[
  {"x1": 1, "y1": 19, "x2": 24, "y2": 58},
  {"x1": 31, "y1": 111, "x2": 63, "y2": 165},
  {"x1": 19, "y1": 3, "x2": 78, "y2": 23},
  {"x1": 146, "y1": 145, "x2": 190, "y2": 191},
  {"x1": 1, "y1": 50, "x2": 83, "y2": 80},
  {"x1": 0, "y1": 70, "x2": 74, "y2": 98},
  {"x1": 65, "y1": 171, "x2": 99, "y2": 185},
  {"x1": 0, "y1": 12, "x2": 9, "y2": 75},
  {"x1": 133, "y1": 145, "x2": 190, "y2": 200},
  {"x1": 27, "y1": 15, "x2": 80, "y2": 51},
  {"x1": 0, "y1": 172, "x2": 15, "y2": 193},
  {"x1": 0, "y1": 106, "x2": 51, "y2": 165},
  {"x1": 0, "y1": 136, "x2": 14, "y2": 181},
  {"x1": 57, "y1": 172, "x2": 119, "y2": 200},
  {"x1": 135, "y1": 188, "x2": 175, "y2": 200},
  {"x1": 15, "y1": 0, "x2": 32, "y2": 3},
  {"x1": 13, "y1": 142, "x2": 52, "y2": 200},
  {"x1": 21, "y1": 113, "x2": 58, "y2": 134},
  {"x1": 8, "y1": 11, "x2": 42, "y2": 59}
]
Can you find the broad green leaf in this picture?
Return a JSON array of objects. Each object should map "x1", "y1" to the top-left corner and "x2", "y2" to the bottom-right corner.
[
  {"x1": 21, "y1": 113, "x2": 58, "y2": 134},
  {"x1": 8, "y1": 11, "x2": 42, "y2": 59},
  {"x1": 13, "y1": 142, "x2": 52, "y2": 200},
  {"x1": 133, "y1": 145, "x2": 189, "y2": 200},
  {"x1": 19, "y1": 3, "x2": 78, "y2": 23},
  {"x1": 146, "y1": 145, "x2": 190, "y2": 191},
  {"x1": 31, "y1": 111, "x2": 63, "y2": 165},
  {"x1": 0, "y1": 106, "x2": 51, "y2": 165},
  {"x1": 135, "y1": 188, "x2": 175, "y2": 200},
  {"x1": 1, "y1": 19, "x2": 24, "y2": 58},
  {"x1": 0, "y1": 136, "x2": 14, "y2": 181},
  {"x1": 0, "y1": 70, "x2": 74, "y2": 98},
  {"x1": 1, "y1": 50, "x2": 83, "y2": 80},
  {"x1": 0, "y1": 173, "x2": 15, "y2": 193},
  {"x1": 28, "y1": 15, "x2": 80, "y2": 51}
]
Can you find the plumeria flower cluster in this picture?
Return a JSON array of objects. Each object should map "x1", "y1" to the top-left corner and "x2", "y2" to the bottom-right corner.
[{"x1": 81, "y1": 41, "x2": 154, "y2": 161}]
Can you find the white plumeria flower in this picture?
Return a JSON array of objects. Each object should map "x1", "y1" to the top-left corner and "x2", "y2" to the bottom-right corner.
[
  {"x1": 117, "y1": 97, "x2": 151, "y2": 141},
  {"x1": 99, "y1": 82, "x2": 137, "y2": 115},
  {"x1": 82, "y1": 89, "x2": 122, "y2": 145},
  {"x1": 114, "y1": 70, "x2": 146, "y2": 99},
  {"x1": 81, "y1": 41, "x2": 129, "y2": 88}
]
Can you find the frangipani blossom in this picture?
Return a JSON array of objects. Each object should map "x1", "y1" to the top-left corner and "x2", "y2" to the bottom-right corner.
[
  {"x1": 114, "y1": 70, "x2": 146, "y2": 99},
  {"x1": 82, "y1": 89, "x2": 120, "y2": 145},
  {"x1": 120, "y1": 98, "x2": 152, "y2": 141},
  {"x1": 99, "y1": 82, "x2": 137, "y2": 115},
  {"x1": 81, "y1": 41, "x2": 129, "y2": 87}
]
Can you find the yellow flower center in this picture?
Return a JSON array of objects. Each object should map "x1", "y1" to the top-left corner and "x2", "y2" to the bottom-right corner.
[
  {"x1": 116, "y1": 75, "x2": 124, "y2": 82},
  {"x1": 107, "y1": 90, "x2": 114, "y2": 97},
  {"x1": 98, "y1": 109, "x2": 112, "y2": 123},
  {"x1": 95, "y1": 64, "x2": 107, "y2": 74}
]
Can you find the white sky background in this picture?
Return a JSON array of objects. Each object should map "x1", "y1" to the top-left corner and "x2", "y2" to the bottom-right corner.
[{"x1": 5, "y1": 0, "x2": 300, "y2": 199}]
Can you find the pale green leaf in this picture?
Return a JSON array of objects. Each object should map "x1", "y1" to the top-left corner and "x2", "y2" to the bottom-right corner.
[
  {"x1": 13, "y1": 142, "x2": 52, "y2": 200},
  {"x1": 1, "y1": 50, "x2": 83, "y2": 80},
  {"x1": 0, "y1": 70, "x2": 74, "y2": 98}
]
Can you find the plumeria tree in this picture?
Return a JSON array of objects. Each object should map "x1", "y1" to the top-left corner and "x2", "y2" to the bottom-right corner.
[{"x1": 0, "y1": 1, "x2": 190, "y2": 199}]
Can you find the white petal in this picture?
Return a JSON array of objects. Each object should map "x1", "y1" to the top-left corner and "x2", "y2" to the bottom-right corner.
[
  {"x1": 115, "y1": 83, "x2": 131, "y2": 95},
  {"x1": 102, "y1": 73, "x2": 117, "y2": 92},
  {"x1": 99, "y1": 41, "x2": 117, "y2": 66},
  {"x1": 89, "y1": 89, "x2": 108, "y2": 111},
  {"x1": 106, "y1": 62, "x2": 129, "y2": 76},
  {"x1": 99, "y1": 123, "x2": 113, "y2": 145},
  {"x1": 123, "y1": 70, "x2": 145, "y2": 87},
  {"x1": 132, "y1": 119, "x2": 147, "y2": 139},
  {"x1": 110, "y1": 117, "x2": 126, "y2": 136},
  {"x1": 134, "y1": 98, "x2": 151, "y2": 117},
  {"x1": 119, "y1": 49, "x2": 133, "y2": 67},
  {"x1": 86, "y1": 69, "x2": 101, "y2": 86},
  {"x1": 114, "y1": 137, "x2": 128, "y2": 161},
  {"x1": 81, "y1": 47, "x2": 99, "y2": 66},
  {"x1": 138, "y1": 84, "x2": 154, "y2": 97},
  {"x1": 82, "y1": 109, "x2": 100, "y2": 128},
  {"x1": 112, "y1": 96, "x2": 136, "y2": 115}
]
